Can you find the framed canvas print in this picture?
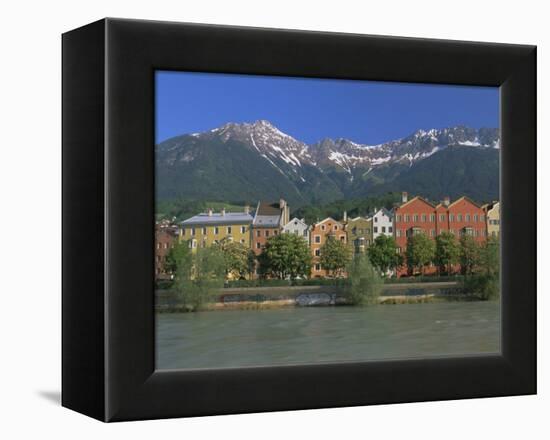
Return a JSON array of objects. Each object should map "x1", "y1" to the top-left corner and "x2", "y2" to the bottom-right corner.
[{"x1": 62, "y1": 18, "x2": 536, "y2": 422}]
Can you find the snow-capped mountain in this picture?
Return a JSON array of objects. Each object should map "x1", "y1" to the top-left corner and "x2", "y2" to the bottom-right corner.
[
  {"x1": 156, "y1": 120, "x2": 500, "y2": 205},
  {"x1": 309, "y1": 125, "x2": 499, "y2": 174}
]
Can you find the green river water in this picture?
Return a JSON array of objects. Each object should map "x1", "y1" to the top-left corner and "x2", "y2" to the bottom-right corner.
[{"x1": 156, "y1": 301, "x2": 500, "y2": 370}]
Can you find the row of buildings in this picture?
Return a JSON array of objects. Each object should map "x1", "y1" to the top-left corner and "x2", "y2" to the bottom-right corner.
[{"x1": 155, "y1": 193, "x2": 500, "y2": 279}]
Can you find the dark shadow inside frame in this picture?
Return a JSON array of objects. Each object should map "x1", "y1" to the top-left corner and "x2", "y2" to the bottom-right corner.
[{"x1": 62, "y1": 18, "x2": 536, "y2": 422}]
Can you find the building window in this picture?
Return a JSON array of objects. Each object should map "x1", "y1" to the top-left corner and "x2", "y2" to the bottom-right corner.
[
  {"x1": 474, "y1": 214, "x2": 478, "y2": 222},
  {"x1": 156, "y1": 242, "x2": 160, "y2": 249},
  {"x1": 303, "y1": 230, "x2": 308, "y2": 237},
  {"x1": 396, "y1": 215, "x2": 401, "y2": 222},
  {"x1": 439, "y1": 214, "x2": 445, "y2": 222},
  {"x1": 314, "y1": 235, "x2": 321, "y2": 244},
  {"x1": 240, "y1": 239, "x2": 245, "y2": 244},
  {"x1": 192, "y1": 240, "x2": 197, "y2": 248},
  {"x1": 374, "y1": 217, "x2": 378, "y2": 223},
  {"x1": 321, "y1": 225, "x2": 326, "y2": 231},
  {"x1": 405, "y1": 215, "x2": 411, "y2": 222},
  {"x1": 164, "y1": 243, "x2": 168, "y2": 249},
  {"x1": 315, "y1": 264, "x2": 321, "y2": 271},
  {"x1": 181, "y1": 229, "x2": 185, "y2": 236},
  {"x1": 421, "y1": 214, "x2": 427, "y2": 222},
  {"x1": 457, "y1": 214, "x2": 463, "y2": 221},
  {"x1": 256, "y1": 230, "x2": 261, "y2": 237},
  {"x1": 430, "y1": 214, "x2": 435, "y2": 222},
  {"x1": 480, "y1": 214, "x2": 485, "y2": 222},
  {"x1": 413, "y1": 214, "x2": 418, "y2": 222},
  {"x1": 397, "y1": 247, "x2": 402, "y2": 254},
  {"x1": 382, "y1": 226, "x2": 386, "y2": 233},
  {"x1": 214, "y1": 227, "x2": 219, "y2": 235},
  {"x1": 315, "y1": 249, "x2": 320, "y2": 256},
  {"x1": 449, "y1": 214, "x2": 454, "y2": 222},
  {"x1": 396, "y1": 229, "x2": 401, "y2": 237},
  {"x1": 430, "y1": 229, "x2": 435, "y2": 237},
  {"x1": 227, "y1": 226, "x2": 232, "y2": 234},
  {"x1": 340, "y1": 236, "x2": 345, "y2": 242},
  {"x1": 334, "y1": 225, "x2": 338, "y2": 231},
  {"x1": 389, "y1": 227, "x2": 393, "y2": 233},
  {"x1": 373, "y1": 227, "x2": 378, "y2": 233},
  {"x1": 265, "y1": 230, "x2": 270, "y2": 237},
  {"x1": 241, "y1": 226, "x2": 246, "y2": 234},
  {"x1": 465, "y1": 214, "x2": 470, "y2": 222},
  {"x1": 191, "y1": 228, "x2": 196, "y2": 236},
  {"x1": 274, "y1": 230, "x2": 278, "y2": 235},
  {"x1": 256, "y1": 242, "x2": 261, "y2": 249}
]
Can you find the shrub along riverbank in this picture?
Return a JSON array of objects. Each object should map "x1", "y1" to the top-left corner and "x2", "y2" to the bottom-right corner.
[
  {"x1": 155, "y1": 274, "x2": 466, "y2": 291},
  {"x1": 155, "y1": 279, "x2": 497, "y2": 313}
]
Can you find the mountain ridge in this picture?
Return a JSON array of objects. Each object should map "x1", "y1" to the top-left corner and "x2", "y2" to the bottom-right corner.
[{"x1": 156, "y1": 120, "x2": 499, "y2": 206}]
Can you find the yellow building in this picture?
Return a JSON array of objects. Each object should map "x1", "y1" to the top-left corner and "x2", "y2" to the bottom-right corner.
[
  {"x1": 345, "y1": 215, "x2": 373, "y2": 254},
  {"x1": 484, "y1": 201, "x2": 500, "y2": 237},
  {"x1": 180, "y1": 207, "x2": 253, "y2": 250}
]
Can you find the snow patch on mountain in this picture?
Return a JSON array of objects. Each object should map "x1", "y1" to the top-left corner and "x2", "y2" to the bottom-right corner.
[{"x1": 160, "y1": 121, "x2": 499, "y2": 184}]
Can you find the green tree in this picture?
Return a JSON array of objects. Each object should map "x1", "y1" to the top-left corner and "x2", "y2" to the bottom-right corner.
[
  {"x1": 460, "y1": 236, "x2": 500, "y2": 300},
  {"x1": 434, "y1": 232, "x2": 460, "y2": 275},
  {"x1": 165, "y1": 239, "x2": 193, "y2": 278},
  {"x1": 258, "y1": 233, "x2": 312, "y2": 279},
  {"x1": 346, "y1": 254, "x2": 383, "y2": 305},
  {"x1": 173, "y1": 246, "x2": 225, "y2": 311},
  {"x1": 367, "y1": 235, "x2": 403, "y2": 275},
  {"x1": 405, "y1": 233, "x2": 435, "y2": 275},
  {"x1": 212, "y1": 239, "x2": 255, "y2": 279},
  {"x1": 459, "y1": 234, "x2": 480, "y2": 275},
  {"x1": 479, "y1": 236, "x2": 500, "y2": 277},
  {"x1": 320, "y1": 235, "x2": 352, "y2": 277}
]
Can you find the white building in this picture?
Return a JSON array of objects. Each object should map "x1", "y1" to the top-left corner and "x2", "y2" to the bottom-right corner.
[
  {"x1": 372, "y1": 207, "x2": 393, "y2": 239},
  {"x1": 282, "y1": 217, "x2": 310, "y2": 242}
]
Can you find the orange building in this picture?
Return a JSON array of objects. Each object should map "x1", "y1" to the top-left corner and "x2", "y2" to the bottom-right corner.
[
  {"x1": 394, "y1": 192, "x2": 487, "y2": 276},
  {"x1": 310, "y1": 217, "x2": 347, "y2": 278},
  {"x1": 251, "y1": 199, "x2": 290, "y2": 256}
]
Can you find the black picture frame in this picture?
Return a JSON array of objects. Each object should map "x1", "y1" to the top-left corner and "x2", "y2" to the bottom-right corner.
[{"x1": 62, "y1": 18, "x2": 536, "y2": 422}]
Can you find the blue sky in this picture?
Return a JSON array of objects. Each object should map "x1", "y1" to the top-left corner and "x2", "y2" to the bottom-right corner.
[{"x1": 156, "y1": 71, "x2": 499, "y2": 145}]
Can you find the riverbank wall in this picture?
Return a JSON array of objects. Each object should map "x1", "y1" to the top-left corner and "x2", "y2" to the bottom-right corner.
[{"x1": 155, "y1": 282, "x2": 464, "y2": 312}]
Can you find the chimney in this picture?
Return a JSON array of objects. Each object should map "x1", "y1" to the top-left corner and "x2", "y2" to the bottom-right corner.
[
  {"x1": 244, "y1": 204, "x2": 250, "y2": 214},
  {"x1": 343, "y1": 211, "x2": 348, "y2": 222},
  {"x1": 221, "y1": 207, "x2": 226, "y2": 216},
  {"x1": 207, "y1": 208, "x2": 213, "y2": 217},
  {"x1": 401, "y1": 192, "x2": 408, "y2": 203},
  {"x1": 443, "y1": 196, "x2": 450, "y2": 207},
  {"x1": 279, "y1": 198, "x2": 289, "y2": 225}
]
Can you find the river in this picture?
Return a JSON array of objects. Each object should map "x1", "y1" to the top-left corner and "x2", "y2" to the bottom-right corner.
[{"x1": 156, "y1": 301, "x2": 500, "y2": 370}]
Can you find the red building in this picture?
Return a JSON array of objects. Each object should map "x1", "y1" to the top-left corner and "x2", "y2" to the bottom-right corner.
[
  {"x1": 155, "y1": 226, "x2": 178, "y2": 280},
  {"x1": 393, "y1": 193, "x2": 487, "y2": 276}
]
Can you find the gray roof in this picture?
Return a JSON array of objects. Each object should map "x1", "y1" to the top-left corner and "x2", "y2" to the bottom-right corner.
[
  {"x1": 182, "y1": 212, "x2": 253, "y2": 226},
  {"x1": 253, "y1": 214, "x2": 280, "y2": 227}
]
